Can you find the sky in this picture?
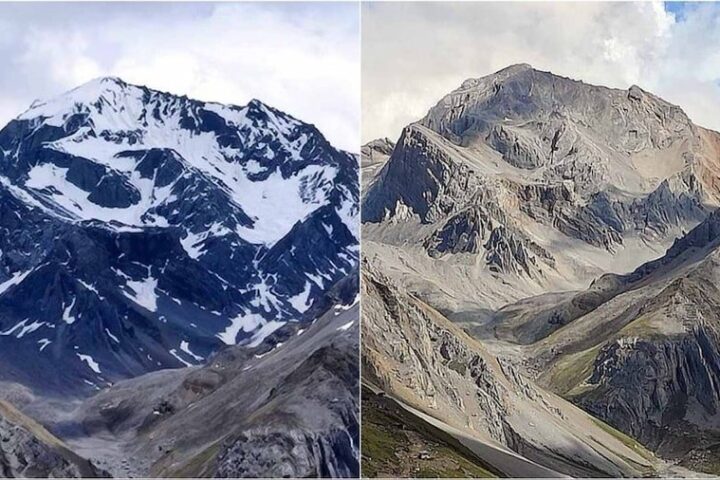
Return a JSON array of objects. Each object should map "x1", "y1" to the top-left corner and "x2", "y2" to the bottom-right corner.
[
  {"x1": 362, "y1": 1, "x2": 720, "y2": 144},
  {"x1": 0, "y1": 2, "x2": 360, "y2": 151}
]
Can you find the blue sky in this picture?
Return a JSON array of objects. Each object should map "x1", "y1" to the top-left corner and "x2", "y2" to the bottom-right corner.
[
  {"x1": 0, "y1": 2, "x2": 359, "y2": 151},
  {"x1": 664, "y1": 1, "x2": 690, "y2": 19}
]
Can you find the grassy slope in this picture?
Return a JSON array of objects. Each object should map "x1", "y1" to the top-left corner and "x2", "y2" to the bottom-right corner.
[{"x1": 361, "y1": 386, "x2": 499, "y2": 478}]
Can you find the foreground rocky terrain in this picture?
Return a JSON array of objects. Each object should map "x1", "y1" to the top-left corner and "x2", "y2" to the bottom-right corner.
[
  {"x1": 362, "y1": 263, "x2": 665, "y2": 477},
  {"x1": 0, "y1": 400, "x2": 105, "y2": 477},
  {"x1": 362, "y1": 64, "x2": 720, "y2": 476},
  {"x1": 68, "y1": 301, "x2": 360, "y2": 478},
  {"x1": 3, "y1": 298, "x2": 358, "y2": 478}
]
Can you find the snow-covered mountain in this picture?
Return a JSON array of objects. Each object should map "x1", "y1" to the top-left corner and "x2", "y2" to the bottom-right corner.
[{"x1": 0, "y1": 77, "x2": 358, "y2": 394}]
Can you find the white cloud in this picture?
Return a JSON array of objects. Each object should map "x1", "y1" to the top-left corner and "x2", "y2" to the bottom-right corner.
[
  {"x1": 362, "y1": 2, "x2": 720, "y2": 144},
  {"x1": 0, "y1": 3, "x2": 359, "y2": 151}
]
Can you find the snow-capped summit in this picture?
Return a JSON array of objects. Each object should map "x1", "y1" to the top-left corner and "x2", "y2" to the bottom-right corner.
[
  {"x1": 6, "y1": 76, "x2": 356, "y2": 245},
  {"x1": 0, "y1": 79, "x2": 358, "y2": 394}
]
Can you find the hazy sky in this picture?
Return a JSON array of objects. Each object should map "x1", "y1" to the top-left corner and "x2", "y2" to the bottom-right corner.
[
  {"x1": 362, "y1": 1, "x2": 720, "y2": 144},
  {"x1": 0, "y1": 2, "x2": 359, "y2": 151}
]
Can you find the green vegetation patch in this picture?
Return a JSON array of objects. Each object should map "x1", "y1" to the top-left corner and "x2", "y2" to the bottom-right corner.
[
  {"x1": 361, "y1": 386, "x2": 498, "y2": 478},
  {"x1": 541, "y1": 345, "x2": 601, "y2": 397}
]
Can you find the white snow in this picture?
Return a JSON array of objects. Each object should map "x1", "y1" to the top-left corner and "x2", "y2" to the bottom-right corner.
[
  {"x1": 1, "y1": 319, "x2": 30, "y2": 337},
  {"x1": 78, "y1": 280, "x2": 99, "y2": 295},
  {"x1": 0, "y1": 269, "x2": 33, "y2": 295},
  {"x1": 244, "y1": 160, "x2": 266, "y2": 175},
  {"x1": 16, "y1": 79, "x2": 346, "y2": 251},
  {"x1": 38, "y1": 338, "x2": 52, "y2": 352},
  {"x1": 77, "y1": 353, "x2": 101, "y2": 374},
  {"x1": 180, "y1": 223, "x2": 232, "y2": 259},
  {"x1": 336, "y1": 188, "x2": 359, "y2": 240},
  {"x1": 169, "y1": 348, "x2": 193, "y2": 367},
  {"x1": 124, "y1": 276, "x2": 159, "y2": 312},
  {"x1": 62, "y1": 298, "x2": 77, "y2": 324},
  {"x1": 288, "y1": 282, "x2": 313, "y2": 313},
  {"x1": 248, "y1": 320, "x2": 286, "y2": 348},
  {"x1": 306, "y1": 273, "x2": 326, "y2": 289},
  {"x1": 335, "y1": 294, "x2": 360, "y2": 312},
  {"x1": 17, "y1": 320, "x2": 45, "y2": 338},
  {"x1": 337, "y1": 320, "x2": 355, "y2": 332},
  {"x1": 105, "y1": 328, "x2": 120, "y2": 344},
  {"x1": 180, "y1": 340, "x2": 204, "y2": 361},
  {"x1": 24, "y1": 163, "x2": 168, "y2": 226},
  {"x1": 180, "y1": 230, "x2": 206, "y2": 260},
  {"x1": 217, "y1": 312, "x2": 264, "y2": 346},
  {"x1": 234, "y1": 166, "x2": 336, "y2": 246}
]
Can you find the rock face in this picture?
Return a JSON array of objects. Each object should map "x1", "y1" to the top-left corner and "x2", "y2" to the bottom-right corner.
[
  {"x1": 361, "y1": 138, "x2": 394, "y2": 193},
  {"x1": 56, "y1": 300, "x2": 359, "y2": 478},
  {"x1": 361, "y1": 263, "x2": 662, "y2": 478},
  {"x1": 0, "y1": 401, "x2": 104, "y2": 478},
  {"x1": 362, "y1": 64, "x2": 720, "y2": 314},
  {"x1": 522, "y1": 210, "x2": 720, "y2": 473},
  {"x1": 0, "y1": 77, "x2": 358, "y2": 395}
]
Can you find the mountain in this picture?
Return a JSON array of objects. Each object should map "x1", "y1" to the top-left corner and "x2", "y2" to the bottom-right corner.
[
  {"x1": 363, "y1": 63, "x2": 720, "y2": 320},
  {"x1": 361, "y1": 64, "x2": 720, "y2": 477},
  {"x1": 0, "y1": 77, "x2": 358, "y2": 395}
]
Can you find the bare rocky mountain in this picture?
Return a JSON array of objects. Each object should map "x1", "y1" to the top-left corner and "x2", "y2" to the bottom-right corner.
[
  {"x1": 502, "y1": 209, "x2": 720, "y2": 473},
  {"x1": 363, "y1": 64, "x2": 720, "y2": 320},
  {"x1": 362, "y1": 64, "x2": 720, "y2": 477}
]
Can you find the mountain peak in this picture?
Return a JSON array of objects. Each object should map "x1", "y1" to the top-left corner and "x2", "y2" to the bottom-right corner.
[
  {"x1": 87, "y1": 75, "x2": 127, "y2": 86},
  {"x1": 457, "y1": 63, "x2": 536, "y2": 91},
  {"x1": 17, "y1": 76, "x2": 139, "y2": 122},
  {"x1": 497, "y1": 63, "x2": 533, "y2": 74},
  {"x1": 247, "y1": 98, "x2": 268, "y2": 109},
  {"x1": 69, "y1": 75, "x2": 132, "y2": 97}
]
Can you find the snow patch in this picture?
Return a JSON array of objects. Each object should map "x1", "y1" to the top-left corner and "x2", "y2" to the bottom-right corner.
[
  {"x1": 288, "y1": 282, "x2": 313, "y2": 313},
  {"x1": 63, "y1": 298, "x2": 77, "y2": 324},
  {"x1": 169, "y1": 349, "x2": 193, "y2": 367},
  {"x1": 180, "y1": 340, "x2": 204, "y2": 361},
  {"x1": 38, "y1": 338, "x2": 52, "y2": 352},
  {"x1": 124, "y1": 276, "x2": 159, "y2": 312},
  {"x1": 105, "y1": 328, "x2": 120, "y2": 344},
  {"x1": 337, "y1": 320, "x2": 355, "y2": 332},
  {"x1": 248, "y1": 320, "x2": 286, "y2": 348},
  {"x1": 0, "y1": 269, "x2": 33, "y2": 295},
  {"x1": 77, "y1": 353, "x2": 101, "y2": 374},
  {"x1": 217, "y1": 312, "x2": 264, "y2": 346}
]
